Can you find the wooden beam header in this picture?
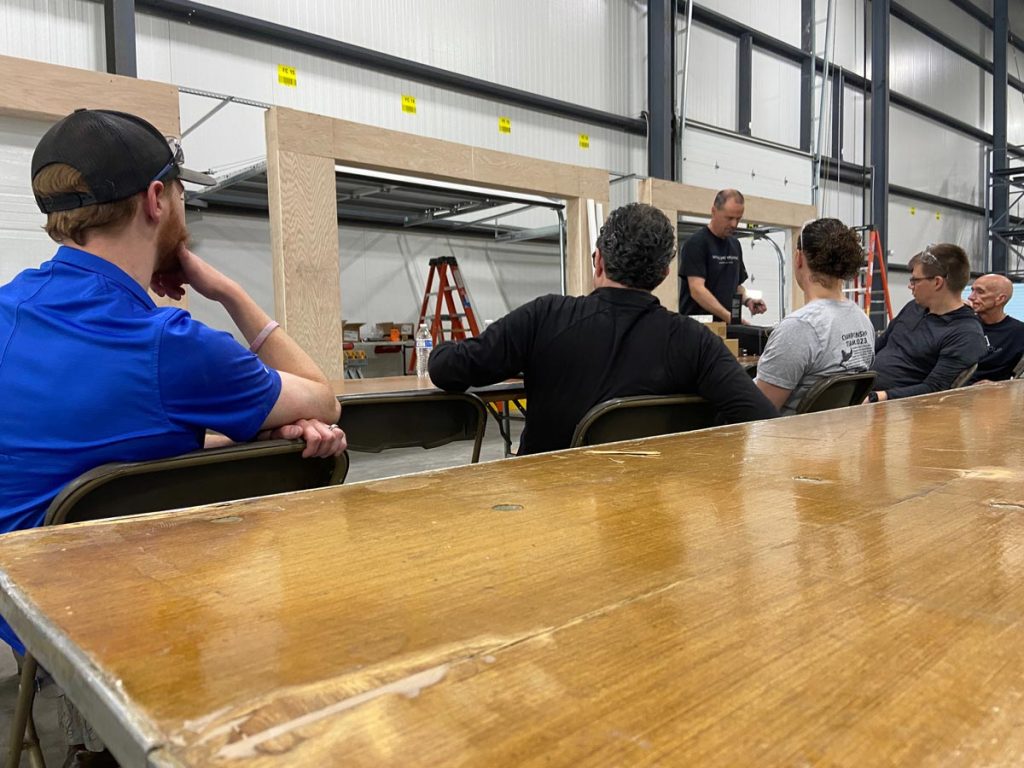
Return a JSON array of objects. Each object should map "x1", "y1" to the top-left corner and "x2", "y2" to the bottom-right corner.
[
  {"x1": 644, "y1": 178, "x2": 815, "y2": 229},
  {"x1": 267, "y1": 107, "x2": 608, "y2": 201},
  {"x1": 0, "y1": 54, "x2": 180, "y2": 136}
]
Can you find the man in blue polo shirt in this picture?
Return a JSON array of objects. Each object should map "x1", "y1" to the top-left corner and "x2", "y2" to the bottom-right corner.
[{"x1": 0, "y1": 109, "x2": 345, "y2": 765}]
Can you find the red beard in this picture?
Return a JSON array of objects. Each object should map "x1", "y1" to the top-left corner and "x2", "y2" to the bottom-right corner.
[{"x1": 154, "y1": 204, "x2": 190, "y2": 274}]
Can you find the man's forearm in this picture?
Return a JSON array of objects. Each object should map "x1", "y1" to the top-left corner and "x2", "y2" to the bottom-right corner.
[{"x1": 218, "y1": 282, "x2": 328, "y2": 384}]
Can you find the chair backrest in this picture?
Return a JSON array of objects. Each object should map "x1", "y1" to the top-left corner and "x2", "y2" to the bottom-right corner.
[
  {"x1": 950, "y1": 363, "x2": 979, "y2": 389},
  {"x1": 570, "y1": 395, "x2": 718, "y2": 448},
  {"x1": 1014, "y1": 356, "x2": 1024, "y2": 380},
  {"x1": 338, "y1": 391, "x2": 488, "y2": 463},
  {"x1": 795, "y1": 371, "x2": 877, "y2": 414},
  {"x1": 45, "y1": 440, "x2": 348, "y2": 526}
]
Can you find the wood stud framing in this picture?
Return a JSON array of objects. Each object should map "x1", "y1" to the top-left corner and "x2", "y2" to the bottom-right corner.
[{"x1": 265, "y1": 106, "x2": 610, "y2": 379}]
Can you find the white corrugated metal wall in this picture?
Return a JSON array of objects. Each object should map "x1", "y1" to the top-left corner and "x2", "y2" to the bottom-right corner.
[{"x1": 0, "y1": 0, "x2": 1015, "y2": 330}]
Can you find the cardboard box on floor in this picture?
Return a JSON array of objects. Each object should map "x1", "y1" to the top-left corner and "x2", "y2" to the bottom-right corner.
[
  {"x1": 376, "y1": 322, "x2": 413, "y2": 341},
  {"x1": 342, "y1": 322, "x2": 364, "y2": 342}
]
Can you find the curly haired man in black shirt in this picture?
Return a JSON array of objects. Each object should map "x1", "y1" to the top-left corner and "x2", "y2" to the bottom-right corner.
[{"x1": 429, "y1": 203, "x2": 777, "y2": 454}]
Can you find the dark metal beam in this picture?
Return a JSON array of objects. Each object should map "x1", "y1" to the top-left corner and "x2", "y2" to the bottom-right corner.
[
  {"x1": 890, "y1": 184, "x2": 986, "y2": 217},
  {"x1": 738, "y1": 33, "x2": 753, "y2": 136},
  {"x1": 871, "y1": 0, "x2": 890, "y2": 329},
  {"x1": 687, "y1": 3, "x2": 808, "y2": 65},
  {"x1": 993, "y1": 0, "x2": 1009, "y2": 273},
  {"x1": 800, "y1": 0, "x2": 814, "y2": 152},
  {"x1": 103, "y1": 0, "x2": 137, "y2": 77},
  {"x1": 946, "y1": 0, "x2": 1024, "y2": 54},
  {"x1": 647, "y1": 0, "x2": 676, "y2": 179},
  {"x1": 821, "y1": 159, "x2": 990, "y2": 217},
  {"x1": 947, "y1": 0, "x2": 994, "y2": 26},
  {"x1": 682, "y1": 0, "x2": 1022, "y2": 156},
  {"x1": 831, "y1": 69, "x2": 845, "y2": 160},
  {"x1": 133, "y1": 0, "x2": 647, "y2": 136},
  {"x1": 836, "y1": 63, "x2": 1023, "y2": 156},
  {"x1": 890, "y1": 92, "x2": 991, "y2": 145},
  {"x1": 891, "y1": 2, "x2": 1024, "y2": 92}
]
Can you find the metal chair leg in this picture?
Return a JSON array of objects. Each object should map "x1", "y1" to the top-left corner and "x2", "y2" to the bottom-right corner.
[
  {"x1": 6, "y1": 651, "x2": 43, "y2": 768},
  {"x1": 24, "y1": 710, "x2": 45, "y2": 768}
]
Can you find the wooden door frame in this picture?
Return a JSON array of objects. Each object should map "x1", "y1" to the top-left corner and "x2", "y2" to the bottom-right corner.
[{"x1": 266, "y1": 107, "x2": 610, "y2": 378}]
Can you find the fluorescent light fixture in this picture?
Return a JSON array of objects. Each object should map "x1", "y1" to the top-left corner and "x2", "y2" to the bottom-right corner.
[{"x1": 334, "y1": 164, "x2": 562, "y2": 208}]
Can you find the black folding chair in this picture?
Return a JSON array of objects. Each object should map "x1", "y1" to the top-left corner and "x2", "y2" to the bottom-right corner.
[
  {"x1": 6, "y1": 440, "x2": 348, "y2": 768},
  {"x1": 795, "y1": 371, "x2": 877, "y2": 414},
  {"x1": 569, "y1": 395, "x2": 719, "y2": 448},
  {"x1": 338, "y1": 391, "x2": 488, "y2": 463},
  {"x1": 950, "y1": 363, "x2": 979, "y2": 389}
]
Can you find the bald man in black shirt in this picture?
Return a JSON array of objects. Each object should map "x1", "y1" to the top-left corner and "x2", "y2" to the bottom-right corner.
[
  {"x1": 429, "y1": 203, "x2": 777, "y2": 455},
  {"x1": 678, "y1": 189, "x2": 768, "y2": 321},
  {"x1": 967, "y1": 273, "x2": 1024, "y2": 382}
]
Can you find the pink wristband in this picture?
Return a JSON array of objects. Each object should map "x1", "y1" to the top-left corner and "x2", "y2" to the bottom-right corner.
[{"x1": 249, "y1": 320, "x2": 279, "y2": 354}]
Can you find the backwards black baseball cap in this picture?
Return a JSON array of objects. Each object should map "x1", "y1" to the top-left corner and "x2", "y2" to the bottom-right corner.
[{"x1": 31, "y1": 108, "x2": 216, "y2": 213}]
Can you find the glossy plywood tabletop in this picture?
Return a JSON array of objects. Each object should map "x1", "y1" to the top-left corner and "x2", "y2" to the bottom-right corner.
[
  {"x1": 2, "y1": 384, "x2": 1024, "y2": 766},
  {"x1": 332, "y1": 375, "x2": 525, "y2": 403}
]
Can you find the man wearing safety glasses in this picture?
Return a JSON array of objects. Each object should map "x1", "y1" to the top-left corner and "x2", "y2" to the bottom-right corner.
[
  {"x1": 867, "y1": 243, "x2": 986, "y2": 402},
  {"x1": 0, "y1": 109, "x2": 345, "y2": 762}
]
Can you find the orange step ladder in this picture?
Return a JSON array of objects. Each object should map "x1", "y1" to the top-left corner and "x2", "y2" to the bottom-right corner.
[
  {"x1": 408, "y1": 256, "x2": 482, "y2": 373},
  {"x1": 853, "y1": 228, "x2": 894, "y2": 323}
]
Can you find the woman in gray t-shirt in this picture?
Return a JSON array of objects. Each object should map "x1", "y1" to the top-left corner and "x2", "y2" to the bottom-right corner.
[{"x1": 755, "y1": 218, "x2": 875, "y2": 415}]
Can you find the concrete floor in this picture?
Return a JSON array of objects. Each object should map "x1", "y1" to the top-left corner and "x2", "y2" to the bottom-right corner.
[{"x1": 0, "y1": 417, "x2": 524, "y2": 766}]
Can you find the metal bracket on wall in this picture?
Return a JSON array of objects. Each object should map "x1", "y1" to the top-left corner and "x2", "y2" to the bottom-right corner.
[{"x1": 182, "y1": 96, "x2": 236, "y2": 139}]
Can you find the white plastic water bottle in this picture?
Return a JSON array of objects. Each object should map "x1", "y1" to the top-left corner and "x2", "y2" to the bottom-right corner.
[{"x1": 415, "y1": 323, "x2": 433, "y2": 377}]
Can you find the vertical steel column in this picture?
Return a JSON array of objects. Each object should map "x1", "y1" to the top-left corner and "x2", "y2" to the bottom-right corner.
[
  {"x1": 738, "y1": 33, "x2": 753, "y2": 136},
  {"x1": 104, "y1": 0, "x2": 138, "y2": 77},
  {"x1": 800, "y1": 0, "x2": 814, "y2": 152},
  {"x1": 831, "y1": 69, "x2": 845, "y2": 160},
  {"x1": 992, "y1": 0, "x2": 1009, "y2": 274},
  {"x1": 870, "y1": 0, "x2": 890, "y2": 330},
  {"x1": 647, "y1": 0, "x2": 676, "y2": 180}
]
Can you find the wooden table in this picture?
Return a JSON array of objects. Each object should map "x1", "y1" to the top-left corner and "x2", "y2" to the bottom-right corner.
[
  {"x1": 2, "y1": 383, "x2": 1023, "y2": 766},
  {"x1": 333, "y1": 374, "x2": 524, "y2": 404},
  {"x1": 334, "y1": 376, "x2": 527, "y2": 456}
]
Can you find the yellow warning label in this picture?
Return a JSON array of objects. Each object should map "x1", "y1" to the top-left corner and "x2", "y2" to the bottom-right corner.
[
  {"x1": 579, "y1": 133, "x2": 590, "y2": 149},
  {"x1": 909, "y1": 206, "x2": 916, "y2": 216},
  {"x1": 498, "y1": 116, "x2": 512, "y2": 134},
  {"x1": 401, "y1": 94, "x2": 417, "y2": 114},
  {"x1": 935, "y1": 211, "x2": 942, "y2": 221},
  {"x1": 277, "y1": 65, "x2": 297, "y2": 88}
]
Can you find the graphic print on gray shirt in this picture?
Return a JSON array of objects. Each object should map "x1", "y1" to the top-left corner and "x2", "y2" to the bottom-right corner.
[{"x1": 756, "y1": 299, "x2": 875, "y2": 414}]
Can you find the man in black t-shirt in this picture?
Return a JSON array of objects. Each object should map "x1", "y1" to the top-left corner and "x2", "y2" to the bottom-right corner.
[
  {"x1": 678, "y1": 189, "x2": 768, "y2": 321},
  {"x1": 967, "y1": 273, "x2": 1024, "y2": 382}
]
